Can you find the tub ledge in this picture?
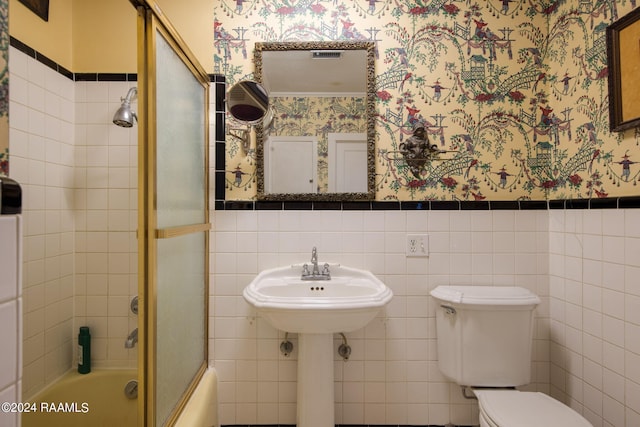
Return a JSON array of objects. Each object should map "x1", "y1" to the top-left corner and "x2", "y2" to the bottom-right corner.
[{"x1": 174, "y1": 367, "x2": 218, "y2": 427}]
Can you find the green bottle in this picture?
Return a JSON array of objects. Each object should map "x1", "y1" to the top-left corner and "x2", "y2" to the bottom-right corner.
[{"x1": 78, "y1": 326, "x2": 91, "y2": 374}]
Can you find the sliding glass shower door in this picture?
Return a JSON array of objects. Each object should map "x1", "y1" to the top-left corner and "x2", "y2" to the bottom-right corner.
[{"x1": 133, "y1": 2, "x2": 210, "y2": 425}]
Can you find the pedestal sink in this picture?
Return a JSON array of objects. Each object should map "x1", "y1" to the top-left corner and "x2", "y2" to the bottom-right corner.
[{"x1": 243, "y1": 261, "x2": 393, "y2": 427}]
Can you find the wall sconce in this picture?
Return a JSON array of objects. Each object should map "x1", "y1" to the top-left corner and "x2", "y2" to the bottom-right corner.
[{"x1": 385, "y1": 125, "x2": 448, "y2": 178}]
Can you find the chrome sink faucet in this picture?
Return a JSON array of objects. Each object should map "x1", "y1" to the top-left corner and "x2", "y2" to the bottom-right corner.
[
  {"x1": 311, "y1": 247, "x2": 320, "y2": 275},
  {"x1": 302, "y1": 247, "x2": 331, "y2": 280}
]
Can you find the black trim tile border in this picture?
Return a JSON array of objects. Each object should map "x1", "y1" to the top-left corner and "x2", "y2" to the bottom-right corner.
[
  {"x1": 620, "y1": 196, "x2": 640, "y2": 208},
  {"x1": 10, "y1": 36, "x2": 227, "y2": 85},
  {"x1": 218, "y1": 196, "x2": 640, "y2": 211},
  {"x1": 10, "y1": 36, "x2": 137, "y2": 82},
  {"x1": 12, "y1": 37, "x2": 640, "y2": 213}
]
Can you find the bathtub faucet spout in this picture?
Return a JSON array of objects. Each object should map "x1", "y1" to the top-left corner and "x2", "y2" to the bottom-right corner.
[{"x1": 125, "y1": 328, "x2": 138, "y2": 348}]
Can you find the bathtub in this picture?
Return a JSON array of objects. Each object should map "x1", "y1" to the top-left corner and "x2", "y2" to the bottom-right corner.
[
  {"x1": 22, "y1": 369, "x2": 137, "y2": 427},
  {"x1": 22, "y1": 367, "x2": 218, "y2": 427}
]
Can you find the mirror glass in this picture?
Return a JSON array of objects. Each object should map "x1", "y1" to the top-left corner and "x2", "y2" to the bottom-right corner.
[
  {"x1": 226, "y1": 81, "x2": 273, "y2": 153},
  {"x1": 227, "y1": 80, "x2": 270, "y2": 124},
  {"x1": 254, "y1": 41, "x2": 375, "y2": 201}
]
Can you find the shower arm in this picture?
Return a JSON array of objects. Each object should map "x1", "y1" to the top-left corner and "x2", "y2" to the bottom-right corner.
[{"x1": 121, "y1": 87, "x2": 138, "y2": 105}]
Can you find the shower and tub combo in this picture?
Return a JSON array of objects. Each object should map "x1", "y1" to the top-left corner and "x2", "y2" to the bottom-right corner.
[
  {"x1": 22, "y1": 65, "x2": 217, "y2": 424},
  {"x1": 20, "y1": 1, "x2": 217, "y2": 424}
]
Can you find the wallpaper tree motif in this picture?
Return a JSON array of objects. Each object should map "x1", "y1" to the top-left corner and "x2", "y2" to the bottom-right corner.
[{"x1": 215, "y1": 0, "x2": 640, "y2": 201}]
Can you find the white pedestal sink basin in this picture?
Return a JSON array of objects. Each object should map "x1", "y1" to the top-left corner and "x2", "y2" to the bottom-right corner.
[
  {"x1": 243, "y1": 264, "x2": 393, "y2": 333},
  {"x1": 243, "y1": 262, "x2": 392, "y2": 427}
]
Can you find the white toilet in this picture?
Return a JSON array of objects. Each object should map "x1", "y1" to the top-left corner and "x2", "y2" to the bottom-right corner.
[{"x1": 431, "y1": 285, "x2": 592, "y2": 427}]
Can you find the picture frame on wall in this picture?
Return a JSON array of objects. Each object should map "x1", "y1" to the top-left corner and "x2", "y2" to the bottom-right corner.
[
  {"x1": 607, "y1": 7, "x2": 640, "y2": 132},
  {"x1": 18, "y1": 0, "x2": 49, "y2": 22}
]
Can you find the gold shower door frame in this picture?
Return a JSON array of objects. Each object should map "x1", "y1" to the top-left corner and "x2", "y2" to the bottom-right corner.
[{"x1": 133, "y1": 2, "x2": 210, "y2": 426}]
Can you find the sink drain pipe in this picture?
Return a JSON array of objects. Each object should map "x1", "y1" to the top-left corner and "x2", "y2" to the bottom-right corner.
[
  {"x1": 338, "y1": 333, "x2": 351, "y2": 360},
  {"x1": 279, "y1": 332, "x2": 351, "y2": 360},
  {"x1": 280, "y1": 332, "x2": 294, "y2": 356}
]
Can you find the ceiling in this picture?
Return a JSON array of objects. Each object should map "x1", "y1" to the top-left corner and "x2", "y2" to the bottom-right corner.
[{"x1": 261, "y1": 49, "x2": 367, "y2": 97}]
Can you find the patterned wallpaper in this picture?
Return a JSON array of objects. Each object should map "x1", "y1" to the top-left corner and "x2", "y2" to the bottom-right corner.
[
  {"x1": 270, "y1": 95, "x2": 366, "y2": 193},
  {"x1": 0, "y1": 0, "x2": 7, "y2": 177},
  {"x1": 216, "y1": 0, "x2": 640, "y2": 201}
]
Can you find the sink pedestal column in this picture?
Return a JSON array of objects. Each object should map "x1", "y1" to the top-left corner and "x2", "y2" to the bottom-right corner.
[{"x1": 297, "y1": 333, "x2": 334, "y2": 427}]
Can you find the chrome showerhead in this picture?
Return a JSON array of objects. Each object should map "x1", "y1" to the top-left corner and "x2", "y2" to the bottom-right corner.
[
  {"x1": 113, "y1": 105, "x2": 137, "y2": 127},
  {"x1": 113, "y1": 87, "x2": 138, "y2": 127}
]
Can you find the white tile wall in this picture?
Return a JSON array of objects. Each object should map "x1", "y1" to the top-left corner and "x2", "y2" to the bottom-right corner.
[
  {"x1": 209, "y1": 208, "x2": 551, "y2": 426},
  {"x1": 549, "y1": 208, "x2": 640, "y2": 427},
  {"x1": 73, "y1": 79, "x2": 138, "y2": 371},
  {"x1": 9, "y1": 47, "x2": 76, "y2": 398},
  {"x1": 10, "y1": 48, "x2": 139, "y2": 400},
  {"x1": 0, "y1": 216, "x2": 22, "y2": 427}
]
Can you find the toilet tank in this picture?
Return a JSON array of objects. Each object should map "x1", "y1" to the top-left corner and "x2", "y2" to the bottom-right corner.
[{"x1": 431, "y1": 286, "x2": 540, "y2": 387}]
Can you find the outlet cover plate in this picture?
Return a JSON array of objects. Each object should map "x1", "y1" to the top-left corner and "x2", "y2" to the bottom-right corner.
[{"x1": 406, "y1": 234, "x2": 429, "y2": 257}]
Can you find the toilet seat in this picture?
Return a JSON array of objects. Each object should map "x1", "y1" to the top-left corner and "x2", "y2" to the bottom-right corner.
[{"x1": 474, "y1": 389, "x2": 592, "y2": 427}]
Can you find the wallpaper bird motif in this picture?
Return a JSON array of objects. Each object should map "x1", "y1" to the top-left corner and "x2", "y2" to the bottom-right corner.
[{"x1": 215, "y1": 0, "x2": 640, "y2": 201}]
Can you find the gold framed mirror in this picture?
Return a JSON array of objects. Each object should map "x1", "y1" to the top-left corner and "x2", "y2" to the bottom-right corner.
[{"x1": 254, "y1": 41, "x2": 376, "y2": 201}]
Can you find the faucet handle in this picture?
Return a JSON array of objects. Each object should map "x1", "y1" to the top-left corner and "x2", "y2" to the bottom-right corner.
[
  {"x1": 322, "y1": 263, "x2": 331, "y2": 276},
  {"x1": 130, "y1": 296, "x2": 138, "y2": 315}
]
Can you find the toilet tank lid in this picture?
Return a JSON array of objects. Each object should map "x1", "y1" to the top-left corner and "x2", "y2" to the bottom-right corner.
[{"x1": 430, "y1": 286, "x2": 540, "y2": 306}]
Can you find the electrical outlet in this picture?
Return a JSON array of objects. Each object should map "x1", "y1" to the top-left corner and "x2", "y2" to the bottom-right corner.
[{"x1": 406, "y1": 234, "x2": 429, "y2": 257}]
